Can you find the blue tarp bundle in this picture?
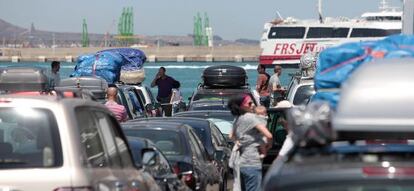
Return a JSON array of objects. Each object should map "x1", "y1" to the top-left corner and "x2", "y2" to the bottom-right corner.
[
  {"x1": 313, "y1": 34, "x2": 414, "y2": 108},
  {"x1": 71, "y1": 48, "x2": 146, "y2": 83}
]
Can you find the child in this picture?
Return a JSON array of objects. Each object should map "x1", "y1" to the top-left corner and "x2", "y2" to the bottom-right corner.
[{"x1": 254, "y1": 106, "x2": 272, "y2": 158}]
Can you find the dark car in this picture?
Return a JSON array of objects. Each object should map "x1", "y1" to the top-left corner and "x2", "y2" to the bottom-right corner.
[
  {"x1": 263, "y1": 140, "x2": 414, "y2": 191},
  {"x1": 122, "y1": 121, "x2": 219, "y2": 191},
  {"x1": 188, "y1": 88, "x2": 259, "y2": 110},
  {"x1": 127, "y1": 137, "x2": 191, "y2": 191},
  {"x1": 132, "y1": 117, "x2": 231, "y2": 191},
  {"x1": 262, "y1": 104, "x2": 290, "y2": 174},
  {"x1": 174, "y1": 110, "x2": 234, "y2": 139}
]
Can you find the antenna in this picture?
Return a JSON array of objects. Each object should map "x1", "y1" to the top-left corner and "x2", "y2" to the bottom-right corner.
[
  {"x1": 276, "y1": 11, "x2": 284, "y2": 20},
  {"x1": 318, "y1": 0, "x2": 324, "y2": 23}
]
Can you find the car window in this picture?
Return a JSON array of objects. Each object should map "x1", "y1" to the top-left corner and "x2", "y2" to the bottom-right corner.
[
  {"x1": 293, "y1": 84, "x2": 315, "y2": 105},
  {"x1": 97, "y1": 111, "x2": 134, "y2": 168},
  {"x1": 128, "y1": 90, "x2": 144, "y2": 116},
  {"x1": 189, "y1": 129, "x2": 208, "y2": 161},
  {"x1": 0, "y1": 107, "x2": 62, "y2": 169},
  {"x1": 76, "y1": 108, "x2": 108, "y2": 167},
  {"x1": 93, "y1": 111, "x2": 122, "y2": 167},
  {"x1": 145, "y1": 86, "x2": 157, "y2": 104},
  {"x1": 207, "y1": 118, "x2": 233, "y2": 136},
  {"x1": 188, "y1": 129, "x2": 205, "y2": 161},
  {"x1": 124, "y1": 129, "x2": 186, "y2": 156},
  {"x1": 210, "y1": 123, "x2": 227, "y2": 146}
]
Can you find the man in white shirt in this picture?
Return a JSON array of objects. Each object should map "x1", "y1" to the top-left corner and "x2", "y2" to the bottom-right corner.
[
  {"x1": 268, "y1": 65, "x2": 285, "y2": 106},
  {"x1": 50, "y1": 61, "x2": 60, "y2": 89}
]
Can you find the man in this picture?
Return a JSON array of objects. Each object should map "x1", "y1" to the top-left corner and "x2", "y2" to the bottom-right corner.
[
  {"x1": 151, "y1": 67, "x2": 176, "y2": 104},
  {"x1": 268, "y1": 65, "x2": 285, "y2": 106},
  {"x1": 50, "y1": 61, "x2": 60, "y2": 89},
  {"x1": 256, "y1": 64, "x2": 270, "y2": 107},
  {"x1": 105, "y1": 87, "x2": 128, "y2": 122}
]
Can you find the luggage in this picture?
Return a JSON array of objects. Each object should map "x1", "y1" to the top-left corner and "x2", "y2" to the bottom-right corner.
[
  {"x1": 120, "y1": 68, "x2": 145, "y2": 84},
  {"x1": 57, "y1": 76, "x2": 108, "y2": 101},
  {"x1": 0, "y1": 67, "x2": 48, "y2": 91},
  {"x1": 202, "y1": 65, "x2": 247, "y2": 88}
]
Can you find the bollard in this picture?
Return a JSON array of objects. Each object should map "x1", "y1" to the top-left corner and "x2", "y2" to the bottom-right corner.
[
  {"x1": 148, "y1": 55, "x2": 157, "y2": 62},
  {"x1": 234, "y1": 55, "x2": 243, "y2": 62},
  {"x1": 11, "y1": 56, "x2": 20, "y2": 63},
  {"x1": 65, "y1": 56, "x2": 74, "y2": 63},
  {"x1": 205, "y1": 54, "x2": 213, "y2": 62},
  {"x1": 38, "y1": 56, "x2": 47, "y2": 62}
]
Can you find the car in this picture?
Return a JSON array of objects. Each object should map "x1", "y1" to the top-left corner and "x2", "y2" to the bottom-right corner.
[
  {"x1": 187, "y1": 100, "x2": 228, "y2": 111},
  {"x1": 283, "y1": 52, "x2": 316, "y2": 107},
  {"x1": 0, "y1": 94, "x2": 159, "y2": 191},
  {"x1": 122, "y1": 121, "x2": 219, "y2": 191},
  {"x1": 174, "y1": 110, "x2": 234, "y2": 139},
  {"x1": 264, "y1": 59, "x2": 414, "y2": 191},
  {"x1": 131, "y1": 117, "x2": 231, "y2": 191},
  {"x1": 262, "y1": 102, "x2": 291, "y2": 174},
  {"x1": 188, "y1": 87, "x2": 259, "y2": 110},
  {"x1": 128, "y1": 83, "x2": 162, "y2": 116},
  {"x1": 116, "y1": 84, "x2": 147, "y2": 119},
  {"x1": 127, "y1": 137, "x2": 191, "y2": 191}
]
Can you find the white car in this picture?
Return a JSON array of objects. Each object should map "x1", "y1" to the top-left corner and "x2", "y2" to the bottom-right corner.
[{"x1": 0, "y1": 94, "x2": 159, "y2": 191}]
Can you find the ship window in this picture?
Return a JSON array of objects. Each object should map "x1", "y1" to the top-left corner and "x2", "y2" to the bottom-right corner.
[
  {"x1": 350, "y1": 28, "x2": 401, "y2": 37},
  {"x1": 306, "y1": 27, "x2": 349, "y2": 38},
  {"x1": 268, "y1": 27, "x2": 306, "y2": 39}
]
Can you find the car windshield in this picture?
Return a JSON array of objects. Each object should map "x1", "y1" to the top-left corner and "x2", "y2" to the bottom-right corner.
[
  {"x1": 123, "y1": 129, "x2": 186, "y2": 157},
  {"x1": 0, "y1": 107, "x2": 61, "y2": 169},
  {"x1": 207, "y1": 118, "x2": 232, "y2": 136},
  {"x1": 293, "y1": 84, "x2": 315, "y2": 105}
]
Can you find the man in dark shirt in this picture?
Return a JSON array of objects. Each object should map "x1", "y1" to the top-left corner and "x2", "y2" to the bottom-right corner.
[{"x1": 151, "y1": 67, "x2": 176, "y2": 103}]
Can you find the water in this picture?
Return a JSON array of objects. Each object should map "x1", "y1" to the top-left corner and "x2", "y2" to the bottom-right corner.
[{"x1": 0, "y1": 61, "x2": 298, "y2": 102}]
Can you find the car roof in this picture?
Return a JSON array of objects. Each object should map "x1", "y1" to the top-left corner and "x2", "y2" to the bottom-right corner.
[
  {"x1": 122, "y1": 120, "x2": 190, "y2": 131},
  {"x1": 130, "y1": 117, "x2": 211, "y2": 129},
  {"x1": 334, "y1": 58, "x2": 414, "y2": 139},
  {"x1": 175, "y1": 110, "x2": 231, "y2": 115},
  {"x1": 195, "y1": 88, "x2": 252, "y2": 94}
]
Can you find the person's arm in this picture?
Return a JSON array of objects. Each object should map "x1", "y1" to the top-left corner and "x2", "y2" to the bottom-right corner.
[
  {"x1": 255, "y1": 123, "x2": 273, "y2": 143},
  {"x1": 121, "y1": 107, "x2": 128, "y2": 122},
  {"x1": 151, "y1": 73, "x2": 160, "y2": 87}
]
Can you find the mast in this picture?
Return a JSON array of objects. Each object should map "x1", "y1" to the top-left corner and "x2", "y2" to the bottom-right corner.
[{"x1": 318, "y1": 0, "x2": 323, "y2": 23}]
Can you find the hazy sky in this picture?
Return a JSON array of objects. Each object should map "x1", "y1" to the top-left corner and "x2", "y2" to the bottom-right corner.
[{"x1": 0, "y1": 0, "x2": 402, "y2": 40}]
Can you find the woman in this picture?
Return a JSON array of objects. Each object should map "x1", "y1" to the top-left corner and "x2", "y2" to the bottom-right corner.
[{"x1": 228, "y1": 94, "x2": 273, "y2": 191}]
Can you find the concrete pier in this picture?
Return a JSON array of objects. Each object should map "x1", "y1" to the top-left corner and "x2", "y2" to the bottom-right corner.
[{"x1": 0, "y1": 45, "x2": 261, "y2": 63}]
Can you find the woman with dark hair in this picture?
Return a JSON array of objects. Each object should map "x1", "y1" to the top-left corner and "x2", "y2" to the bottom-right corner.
[{"x1": 228, "y1": 94, "x2": 273, "y2": 191}]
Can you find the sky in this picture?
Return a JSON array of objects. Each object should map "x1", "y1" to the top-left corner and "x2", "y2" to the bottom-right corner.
[{"x1": 0, "y1": 0, "x2": 403, "y2": 41}]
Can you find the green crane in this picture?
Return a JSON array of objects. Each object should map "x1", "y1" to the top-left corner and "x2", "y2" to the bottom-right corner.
[{"x1": 82, "y1": 19, "x2": 89, "y2": 47}]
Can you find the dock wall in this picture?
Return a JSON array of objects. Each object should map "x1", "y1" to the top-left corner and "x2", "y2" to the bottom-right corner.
[{"x1": 0, "y1": 45, "x2": 261, "y2": 63}]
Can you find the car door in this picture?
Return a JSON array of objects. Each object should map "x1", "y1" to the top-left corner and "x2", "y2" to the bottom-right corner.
[
  {"x1": 189, "y1": 129, "x2": 219, "y2": 186},
  {"x1": 93, "y1": 110, "x2": 156, "y2": 191},
  {"x1": 75, "y1": 107, "x2": 120, "y2": 191}
]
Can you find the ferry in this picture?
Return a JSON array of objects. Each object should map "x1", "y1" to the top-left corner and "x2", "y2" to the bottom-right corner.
[{"x1": 259, "y1": 0, "x2": 402, "y2": 66}]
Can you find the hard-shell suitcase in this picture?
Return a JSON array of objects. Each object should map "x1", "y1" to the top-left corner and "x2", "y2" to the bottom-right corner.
[{"x1": 202, "y1": 65, "x2": 247, "y2": 88}]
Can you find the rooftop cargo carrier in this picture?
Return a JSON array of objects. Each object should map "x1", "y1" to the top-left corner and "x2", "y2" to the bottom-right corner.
[
  {"x1": 0, "y1": 67, "x2": 48, "y2": 92},
  {"x1": 57, "y1": 76, "x2": 108, "y2": 102},
  {"x1": 202, "y1": 65, "x2": 247, "y2": 88}
]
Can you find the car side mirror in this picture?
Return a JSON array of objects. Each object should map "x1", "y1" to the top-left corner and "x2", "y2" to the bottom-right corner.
[{"x1": 142, "y1": 149, "x2": 158, "y2": 167}]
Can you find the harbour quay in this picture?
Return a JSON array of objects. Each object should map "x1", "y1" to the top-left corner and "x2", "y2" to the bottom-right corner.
[{"x1": 0, "y1": 45, "x2": 260, "y2": 63}]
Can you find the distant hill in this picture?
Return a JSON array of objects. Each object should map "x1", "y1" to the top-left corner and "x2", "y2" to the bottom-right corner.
[{"x1": 0, "y1": 18, "x2": 259, "y2": 47}]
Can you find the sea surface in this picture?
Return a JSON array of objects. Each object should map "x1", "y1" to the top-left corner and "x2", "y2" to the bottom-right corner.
[{"x1": 0, "y1": 61, "x2": 298, "y2": 102}]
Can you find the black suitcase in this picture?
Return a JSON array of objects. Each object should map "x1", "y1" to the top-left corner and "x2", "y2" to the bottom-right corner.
[
  {"x1": 202, "y1": 65, "x2": 247, "y2": 88},
  {"x1": 0, "y1": 67, "x2": 48, "y2": 91}
]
